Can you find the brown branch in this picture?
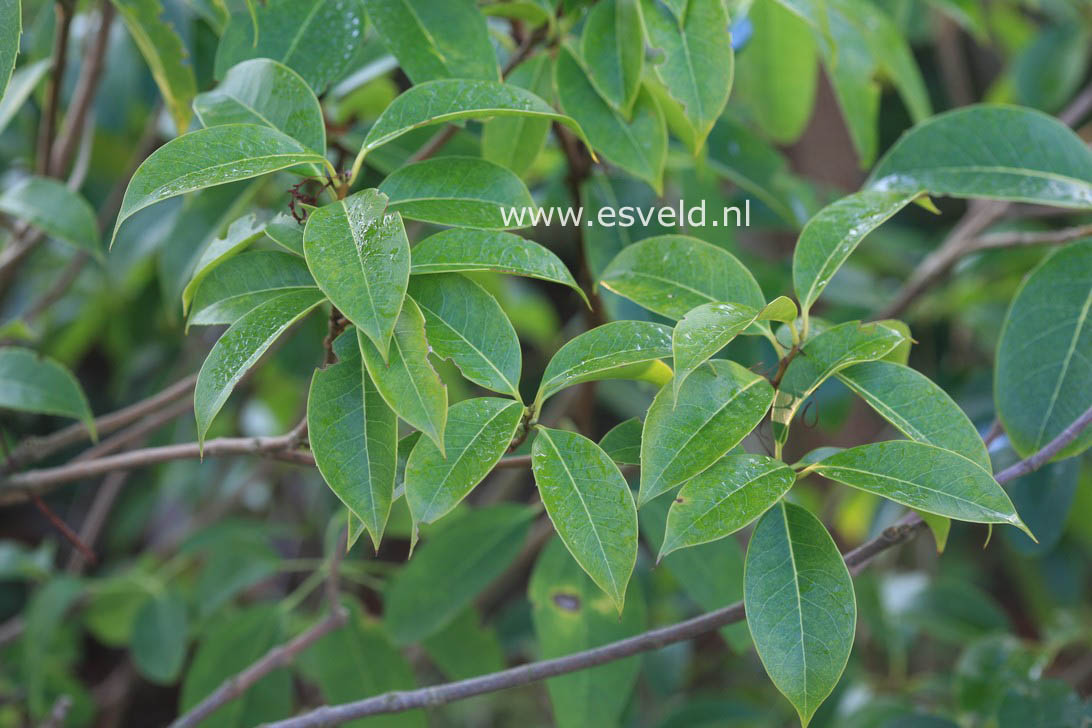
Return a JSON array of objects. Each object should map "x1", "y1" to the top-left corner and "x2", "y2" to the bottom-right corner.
[
  {"x1": 260, "y1": 406, "x2": 1092, "y2": 728},
  {"x1": 169, "y1": 530, "x2": 350, "y2": 728},
  {"x1": 30, "y1": 492, "x2": 96, "y2": 564},
  {"x1": 72, "y1": 398, "x2": 193, "y2": 463},
  {"x1": 65, "y1": 470, "x2": 127, "y2": 572},
  {"x1": 971, "y1": 222, "x2": 1092, "y2": 251},
  {"x1": 4, "y1": 375, "x2": 197, "y2": 472},
  {"x1": 35, "y1": 0, "x2": 76, "y2": 175}
]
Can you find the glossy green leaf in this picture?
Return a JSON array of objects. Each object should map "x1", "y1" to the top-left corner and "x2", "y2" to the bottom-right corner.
[
  {"x1": 837, "y1": 360, "x2": 990, "y2": 470},
  {"x1": 0, "y1": 0, "x2": 17, "y2": 101},
  {"x1": 581, "y1": 0, "x2": 643, "y2": 114},
  {"x1": 378, "y1": 157, "x2": 534, "y2": 230},
  {"x1": 672, "y1": 302, "x2": 761, "y2": 398},
  {"x1": 410, "y1": 228, "x2": 586, "y2": 303},
  {"x1": 660, "y1": 454, "x2": 796, "y2": 558},
  {"x1": 214, "y1": 0, "x2": 367, "y2": 92},
  {"x1": 529, "y1": 538, "x2": 646, "y2": 728},
  {"x1": 180, "y1": 606, "x2": 292, "y2": 727},
  {"x1": 867, "y1": 105, "x2": 1092, "y2": 208},
  {"x1": 996, "y1": 240, "x2": 1092, "y2": 459},
  {"x1": 640, "y1": 495, "x2": 750, "y2": 651},
  {"x1": 408, "y1": 274, "x2": 522, "y2": 399},
  {"x1": 302, "y1": 602, "x2": 426, "y2": 728},
  {"x1": 808, "y1": 441, "x2": 1029, "y2": 532},
  {"x1": 532, "y1": 426, "x2": 638, "y2": 612},
  {"x1": 405, "y1": 397, "x2": 523, "y2": 527},
  {"x1": 772, "y1": 321, "x2": 906, "y2": 445},
  {"x1": 0, "y1": 176, "x2": 101, "y2": 259},
  {"x1": 308, "y1": 330, "x2": 398, "y2": 551},
  {"x1": 640, "y1": 0, "x2": 733, "y2": 153},
  {"x1": 640, "y1": 359, "x2": 774, "y2": 505},
  {"x1": 599, "y1": 417, "x2": 642, "y2": 465},
  {"x1": 194, "y1": 288, "x2": 324, "y2": 443},
  {"x1": 600, "y1": 235, "x2": 767, "y2": 319},
  {"x1": 556, "y1": 46, "x2": 666, "y2": 192},
  {"x1": 482, "y1": 54, "x2": 552, "y2": 175},
  {"x1": 0, "y1": 59, "x2": 48, "y2": 136},
  {"x1": 303, "y1": 189, "x2": 410, "y2": 358},
  {"x1": 761, "y1": 296, "x2": 798, "y2": 324},
  {"x1": 112, "y1": 124, "x2": 329, "y2": 245},
  {"x1": 358, "y1": 298, "x2": 448, "y2": 451},
  {"x1": 131, "y1": 590, "x2": 187, "y2": 684},
  {"x1": 195, "y1": 58, "x2": 325, "y2": 153},
  {"x1": 362, "y1": 0, "x2": 497, "y2": 84},
  {"x1": 188, "y1": 250, "x2": 317, "y2": 328},
  {"x1": 792, "y1": 189, "x2": 919, "y2": 314},
  {"x1": 0, "y1": 347, "x2": 95, "y2": 435},
  {"x1": 735, "y1": 0, "x2": 817, "y2": 144},
  {"x1": 112, "y1": 0, "x2": 198, "y2": 132},
  {"x1": 383, "y1": 505, "x2": 535, "y2": 644},
  {"x1": 360, "y1": 79, "x2": 590, "y2": 157},
  {"x1": 181, "y1": 215, "x2": 266, "y2": 315},
  {"x1": 536, "y1": 321, "x2": 673, "y2": 405},
  {"x1": 744, "y1": 501, "x2": 855, "y2": 727},
  {"x1": 264, "y1": 213, "x2": 304, "y2": 255}
]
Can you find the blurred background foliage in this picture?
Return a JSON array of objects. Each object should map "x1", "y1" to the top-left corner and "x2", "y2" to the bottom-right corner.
[{"x1": 1, "y1": 0, "x2": 1091, "y2": 726}]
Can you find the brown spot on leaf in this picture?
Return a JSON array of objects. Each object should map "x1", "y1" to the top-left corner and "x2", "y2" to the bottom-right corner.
[{"x1": 553, "y1": 593, "x2": 580, "y2": 611}]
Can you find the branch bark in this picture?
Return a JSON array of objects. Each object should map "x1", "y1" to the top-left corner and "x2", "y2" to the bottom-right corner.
[{"x1": 258, "y1": 407, "x2": 1092, "y2": 728}]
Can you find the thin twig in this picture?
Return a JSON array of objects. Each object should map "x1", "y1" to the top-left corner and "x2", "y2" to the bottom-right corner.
[
  {"x1": 972, "y1": 223, "x2": 1092, "y2": 251},
  {"x1": 260, "y1": 406, "x2": 1092, "y2": 728},
  {"x1": 35, "y1": 0, "x2": 76, "y2": 175},
  {"x1": 169, "y1": 530, "x2": 350, "y2": 728},
  {"x1": 72, "y1": 398, "x2": 193, "y2": 463},
  {"x1": 38, "y1": 694, "x2": 72, "y2": 728},
  {"x1": 65, "y1": 470, "x2": 127, "y2": 572},
  {"x1": 30, "y1": 492, "x2": 96, "y2": 564}
]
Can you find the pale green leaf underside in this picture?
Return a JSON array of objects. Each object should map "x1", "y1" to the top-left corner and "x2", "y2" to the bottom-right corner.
[{"x1": 188, "y1": 250, "x2": 317, "y2": 328}]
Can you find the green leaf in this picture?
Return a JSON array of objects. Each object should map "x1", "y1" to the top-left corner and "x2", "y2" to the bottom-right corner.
[
  {"x1": 360, "y1": 79, "x2": 591, "y2": 158},
  {"x1": 181, "y1": 214, "x2": 266, "y2": 315},
  {"x1": 358, "y1": 297, "x2": 448, "y2": 451},
  {"x1": 0, "y1": 347, "x2": 95, "y2": 435},
  {"x1": 837, "y1": 360, "x2": 991, "y2": 470},
  {"x1": 112, "y1": 0, "x2": 198, "y2": 132},
  {"x1": 640, "y1": 0, "x2": 733, "y2": 153},
  {"x1": 734, "y1": 0, "x2": 817, "y2": 144},
  {"x1": 23, "y1": 577, "x2": 82, "y2": 719},
  {"x1": 706, "y1": 115, "x2": 814, "y2": 226},
  {"x1": 482, "y1": 54, "x2": 553, "y2": 176},
  {"x1": 378, "y1": 157, "x2": 534, "y2": 230},
  {"x1": 189, "y1": 250, "x2": 317, "y2": 328},
  {"x1": 194, "y1": 288, "x2": 325, "y2": 443},
  {"x1": 808, "y1": 441, "x2": 1029, "y2": 532},
  {"x1": 672, "y1": 302, "x2": 761, "y2": 398},
  {"x1": 0, "y1": 59, "x2": 49, "y2": 136},
  {"x1": 555, "y1": 45, "x2": 666, "y2": 192},
  {"x1": 660, "y1": 454, "x2": 796, "y2": 559},
  {"x1": 302, "y1": 602, "x2": 426, "y2": 728},
  {"x1": 599, "y1": 417, "x2": 642, "y2": 465},
  {"x1": 581, "y1": 0, "x2": 643, "y2": 114},
  {"x1": 308, "y1": 330, "x2": 398, "y2": 551},
  {"x1": 408, "y1": 274, "x2": 522, "y2": 399},
  {"x1": 131, "y1": 590, "x2": 187, "y2": 684},
  {"x1": 195, "y1": 58, "x2": 326, "y2": 153},
  {"x1": 772, "y1": 321, "x2": 906, "y2": 445},
  {"x1": 531, "y1": 427, "x2": 638, "y2": 612},
  {"x1": 405, "y1": 397, "x2": 523, "y2": 527},
  {"x1": 0, "y1": 0, "x2": 18, "y2": 101},
  {"x1": 536, "y1": 321, "x2": 673, "y2": 405},
  {"x1": 303, "y1": 189, "x2": 410, "y2": 358},
  {"x1": 744, "y1": 501, "x2": 855, "y2": 727},
  {"x1": 214, "y1": 0, "x2": 368, "y2": 92},
  {"x1": 383, "y1": 505, "x2": 535, "y2": 644},
  {"x1": 600, "y1": 235, "x2": 767, "y2": 319},
  {"x1": 867, "y1": 105, "x2": 1092, "y2": 208},
  {"x1": 996, "y1": 240, "x2": 1092, "y2": 459},
  {"x1": 362, "y1": 0, "x2": 497, "y2": 84},
  {"x1": 0, "y1": 176, "x2": 102, "y2": 259},
  {"x1": 420, "y1": 607, "x2": 505, "y2": 682},
  {"x1": 792, "y1": 189, "x2": 919, "y2": 315},
  {"x1": 639, "y1": 495, "x2": 750, "y2": 651},
  {"x1": 529, "y1": 538, "x2": 646, "y2": 728},
  {"x1": 264, "y1": 213, "x2": 305, "y2": 255},
  {"x1": 640, "y1": 359, "x2": 774, "y2": 505},
  {"x1": 761, "y1": 295, "x2": 798, "y2": 324},
  {"x1": 180, "y1": 606, "x2": 292, "y2": 727},
  {"x1": 410, "y1": 228, "x2": 586, "y2": 304},
  {"x1": 112, "y1": 124, "x2": 329, "y2": 245}
]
